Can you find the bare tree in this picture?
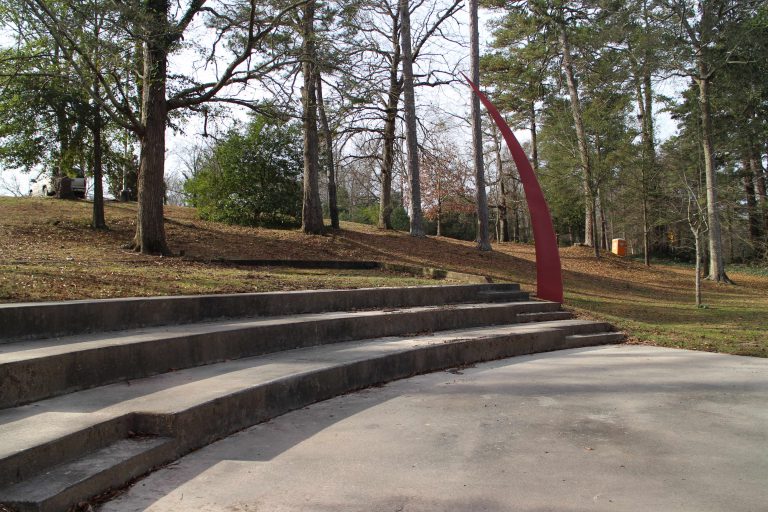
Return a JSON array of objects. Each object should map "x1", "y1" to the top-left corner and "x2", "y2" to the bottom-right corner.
[
  {"x1": 0, "y1": 173, "x2": 26, "y2": 197},
  {"x1": 469, "y1": 0, "x2": 490, "y2": 250},
  {"x1": 340, "y1": 0, "x2": 462, "y2": 230},
  {"x1": 399, "y1": 0, "x2": 424, "y2": 236},
  {"x1": 316, "y1": 73, "x2": 340, "y2": 229}
]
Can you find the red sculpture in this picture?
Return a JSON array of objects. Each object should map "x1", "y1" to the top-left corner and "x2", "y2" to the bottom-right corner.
[{"x1": 464, "y1": 75, "x2": 563, "y2": 303}]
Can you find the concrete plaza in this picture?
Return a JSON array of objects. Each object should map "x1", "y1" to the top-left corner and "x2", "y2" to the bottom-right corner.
[{"x1": 101, "y1": 345, "x2": 768, "y2": 512}]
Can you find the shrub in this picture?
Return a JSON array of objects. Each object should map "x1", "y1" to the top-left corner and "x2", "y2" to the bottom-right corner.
[{"x1": 184, "y1": 117, "x2": 302, "y2": 228}]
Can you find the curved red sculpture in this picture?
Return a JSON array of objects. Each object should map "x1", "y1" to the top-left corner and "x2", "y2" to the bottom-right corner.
[{"x1": 464, "y1": 75, "x2": 563, "y2": 303}]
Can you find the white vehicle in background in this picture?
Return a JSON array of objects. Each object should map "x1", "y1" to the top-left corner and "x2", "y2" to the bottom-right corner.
[
  {"x1": 29, "y1": 176, "x2": 55, "y2": 197},
  {"x1": 29, "y1": 170, "x2": 87, "y2": 198}
]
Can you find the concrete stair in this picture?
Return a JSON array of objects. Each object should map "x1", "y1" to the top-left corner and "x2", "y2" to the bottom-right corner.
[{"x1": 0, "y1": 284, "x2": 623, "y2": 511}]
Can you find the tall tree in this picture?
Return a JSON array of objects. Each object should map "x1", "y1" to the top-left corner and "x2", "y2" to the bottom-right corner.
[
  {"x1": 420, "y1": 134, "x2": 476, "y2": 237},
  {"x1": 625, "y1": 0, "x2": 667, "y2": 265},
  {"x1": 399, "y1": 0, "x2": 424, "y2": 236},
  {"x1": 17, "y1": 0, "x2": 303, "y2": 253},
  {"x1": 316, "y1": 73, "x2": 340, "y2": 229},
  {"x1": 469, "y1": 0, "x2": 491, "y2": 251},
  {"x1": 301, "y1": 0, "x2": 325, "y2": 234},
  {"x1": 662, "y1": 0, "x2": 762, "y2": 281},
  {"x1": 0, "y1": 32, "x2": 88, "y2": 185},
  {"x1": 377, "y1": 0, "x2": 402, "y2": 230},
  {"x1": 0, "y1": 5, "x2": 108, "y2": 228},
  {"x1": 483, "y1": 0, "x2": 613, "y2": 255},
  {"x1": 554, "y1": 7, "x2": 597, "y2": 255},
  {"x1": 343, "y1": 0, "x2": 461, "y2": 230}
]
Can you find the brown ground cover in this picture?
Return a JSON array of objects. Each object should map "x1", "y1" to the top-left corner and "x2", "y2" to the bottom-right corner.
[{"x1": 1, "y1": 197, "x2": 766, "y2": 356}]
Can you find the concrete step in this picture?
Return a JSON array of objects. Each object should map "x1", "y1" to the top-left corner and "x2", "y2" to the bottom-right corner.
[
  {"x1": 476, "y1": 289, "x2": 530, "y2": 302},
  {"x1": 0, "y1": 318, "x2": 618, "y2": 509},
  {"x1": 0, "y1": 301, "x2": 563, "y2": 409},
  {"x1": 0, "y1": 283, "x2": 523, "y2": 342},
  {"x1": 516, "y1": 311, "x2": 573, "y2": 323},
  {"x1": 564, "y1": 332, "x2": 626, "y2": 348},
  {"x1": 0, "y1": 437, "x2": 175, "y2": 512}
]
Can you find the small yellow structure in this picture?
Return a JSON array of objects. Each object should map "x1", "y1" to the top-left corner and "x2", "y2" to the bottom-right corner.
[{"x1": 611, "y1": 238, "x2": 627, "y2": 257}]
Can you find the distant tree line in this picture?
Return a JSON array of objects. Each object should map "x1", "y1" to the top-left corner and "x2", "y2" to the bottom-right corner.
[{"x1": 481, "y1": 0, "x2": 768, "y2": 279}]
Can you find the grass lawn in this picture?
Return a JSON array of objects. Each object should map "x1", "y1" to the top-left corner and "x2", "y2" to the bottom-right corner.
[{"x1": 1, "y1": 196, "x2": 766, "y2": 357}]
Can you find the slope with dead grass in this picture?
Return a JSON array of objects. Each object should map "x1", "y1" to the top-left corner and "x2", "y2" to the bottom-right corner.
[{"x1": 1, "y1": 197, "x2": 766, "y2": 356}]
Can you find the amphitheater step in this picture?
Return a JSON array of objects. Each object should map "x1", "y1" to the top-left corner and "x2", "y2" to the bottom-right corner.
[
  {"x1": 476, "y1": 289, "x2": 530, "y2": 302},
  {"x1": 0, "y1": 319, "x2": 620, "y2": 504},
  {"x1": 0, "y1": 437, "x2": 175, "y2": 512},
  {"x1": 0, "y1": 285, "x2": 623, "y2": 511},
  {"x1": 0, "y1": 300, "x2": 560, "y2": 409},
  {"x1": 516, "y1": 310, "x2": 573, "y2": 323},
  {"x1": 0, "y1": 283, "x2": 524, "y2": 342},
  {"x1": 564, "y1": 332, "x2": 627, "y2": 348}
]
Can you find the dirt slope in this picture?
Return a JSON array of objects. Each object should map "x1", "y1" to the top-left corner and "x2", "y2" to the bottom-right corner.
[{"x1": 1, "y1": 197, "x2": 766, "y2": 356}]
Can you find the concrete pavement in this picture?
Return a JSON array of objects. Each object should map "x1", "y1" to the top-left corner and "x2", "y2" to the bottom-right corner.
[{"x1": 101, "y1": 345, "x2": 768, "y2": 512}]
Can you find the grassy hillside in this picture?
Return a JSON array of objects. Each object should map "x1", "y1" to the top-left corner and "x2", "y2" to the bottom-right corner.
[{"x1": 1, "y1": 197, "x2": 766, "y2": 357}]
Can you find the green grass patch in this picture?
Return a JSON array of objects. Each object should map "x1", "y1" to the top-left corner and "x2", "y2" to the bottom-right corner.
[{"x1": 567, "y1": 289, "x2": 768, "y2": 358}]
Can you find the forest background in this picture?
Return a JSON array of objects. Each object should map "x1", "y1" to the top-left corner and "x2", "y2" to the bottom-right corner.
[{"x1": 0, "y1": 0, "x2": 766, "y2": 281}]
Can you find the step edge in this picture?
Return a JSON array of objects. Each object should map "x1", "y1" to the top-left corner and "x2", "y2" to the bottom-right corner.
[
  {"x1": 0, "y1": 284, "x2": 523, "y2": 343},
  {"x1": 0, "y1": 319, "x2": 608, "y2": 486},
  {"x1": 0, "y1": 301, "x2": 558, "y2": 409},
  {"x1": 0, "y1": 437, "x2": 176, "y2": 512}
]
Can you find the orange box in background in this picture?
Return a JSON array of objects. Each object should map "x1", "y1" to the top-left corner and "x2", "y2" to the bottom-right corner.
[{"x1": 611, "y1": 238, "x2": 627, "y2": 257}]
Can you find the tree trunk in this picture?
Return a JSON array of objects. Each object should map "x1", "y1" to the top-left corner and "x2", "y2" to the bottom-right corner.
[
  {"x1": 642, "y1": 196, "x2": 650, "y2": 265},
  {"x1": 511, "y1": 179, "x2": 521, "y2": 242},
  {"x1": 598, "y1": 189, "x2": 608, "y2": 250},
  {"x1": 498, "y1": 154, "x2": 510, "y2": 242},
  {"x1": 301, "y1": 0, "x2": 324, "y2": 235},
  {"x1": 469, "y1": 0, "x2": 490, "y2": 251},
  {"x1": 591, "y1": 208, "x2": 600, "y2": 258},
  {"x1": 399, "y1": 0, "x2": 424, "y2": 237},
  {"x1": 558, "y1": 23, "x2": 594, "y2": 250},
  {"x1": 751, "y1": 149, "x2": 767, "y2": 236},
  {"x1": 529, "y1": 100, "x2": 539, "y2": 173},
  {"x1": 316, "y1": 73, "x2": 339, "y2": 229},
  {"x1": 696, "y1": 66, "x2": 729, "y2": 282},
  {"x1": 378, "y1": 16, "x2": 402, "y2": 230},
  {"x1": 91, "y1": 96, "x2": 106, "y2": 229},
  {"x1": 640, "y1": 0, "x2": 657, "y2": 174},
  {"x1": 727, "y1": 204, "x2": 734, "y2": 262},
  {"x1": 632, "y1": 34, "x2": 656, "y2": 267},
  {"x1": 53, "y1": 46, "x2": 70, "y2": 182},
  {"x1": 436, "y1": 201, "x2": 442, "y2": 237},
  {"x1": 694, "y1": 230, "x2": 702, "y2": 307},
  {"x1": 89, "y1": 18, "x2": 106, "y2": 229},
  {"x1": 743, "y1": 159, "x2": 760, "y2": 243},
  {"x1": 134, "y1": 0, "x2": 170, "y2": 255}
]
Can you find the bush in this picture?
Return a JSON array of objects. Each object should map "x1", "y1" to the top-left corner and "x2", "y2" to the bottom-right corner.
[
  {"x1": 184, "y1": 117, "x2": 302, "y2": 228},
  {"x1": 391, "y1": 205, "x2": 410, "y2": 231}
]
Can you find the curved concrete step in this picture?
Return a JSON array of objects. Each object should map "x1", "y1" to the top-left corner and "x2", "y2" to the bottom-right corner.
[
  {"x1": 0, "y1": 437, "x2": 175, "y2": 512},
  {"x1": 3, "y1": 437, "x2": 175, "y2": 512},
  {"x1": 477, "y1": 289, "x2": 531, "y2": 302},
  {"x1": 0, "y1": 318, "x2": 621, "y2": 511},
  {"x1": 0, "y1": 301, "x2": 561, "y2": 409},
  {"x1": 564, "y1": 332, "x2": 626, "y2": 347},
  {"x1": 516, "y1": 311, "x2": 572, "y2": 323},
  {"x1": 0, "y1": 284, "x2": 524, "y2": 343}
]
